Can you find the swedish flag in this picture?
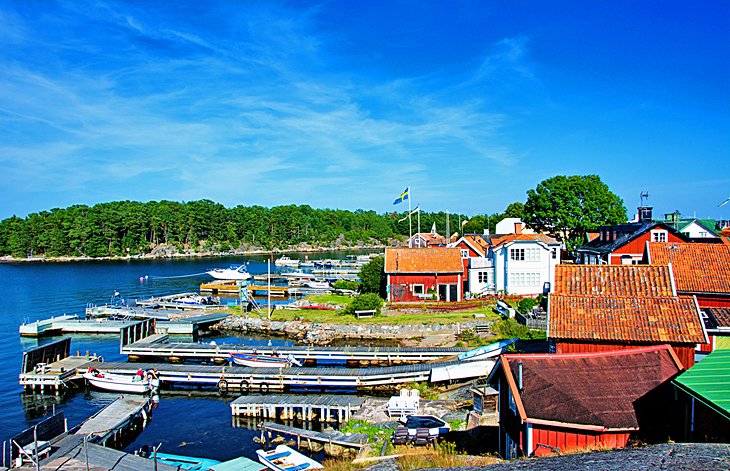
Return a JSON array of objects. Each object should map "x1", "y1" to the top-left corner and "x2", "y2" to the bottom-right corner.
[{"x1": 393, "y1": 187, "x2": 410, "y2": 205}]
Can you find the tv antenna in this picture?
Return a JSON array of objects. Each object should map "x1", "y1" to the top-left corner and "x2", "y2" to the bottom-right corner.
[{"x1": 640, "y1": 191, "x2": 650, "y2": 206}]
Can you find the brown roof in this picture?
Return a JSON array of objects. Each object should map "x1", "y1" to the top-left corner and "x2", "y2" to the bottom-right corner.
[
  {"x1": 549, "y1": 294, "x2": 706, "y2": 344},
  {"x1": 706, "y1": 307, "x2": 730, "y2": 329},
  {"x1": 647, "y1": 242, "x2": 730, "y2": 295},
  {"x1": 553, "y1": 265, "x2": 675, "y2": 297},
  {"x1": 490, "y1": 233, "x2": 560, "y2": 248},
  {"x1": 459, "y1": 235, "x2": 490, "y2": 257},
  {"x1": 498, "y1": 346, "x2": 683, "y2": 429},
  {"x1": 384, "y1": 247, "x2": 463, "y2": 274}
]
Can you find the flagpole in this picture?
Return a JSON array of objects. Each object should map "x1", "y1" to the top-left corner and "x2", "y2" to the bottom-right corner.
[
  {"x1": 408, "y1": 186, "x2": 412, "y2": 248},
  {"x1": 417, "y1": 204, "x2": 421, "y2": 238}
]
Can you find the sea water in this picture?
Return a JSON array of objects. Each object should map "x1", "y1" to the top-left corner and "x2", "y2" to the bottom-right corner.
[{"x1": 0, "y1": 251, "x2": 372, "y2": 461}]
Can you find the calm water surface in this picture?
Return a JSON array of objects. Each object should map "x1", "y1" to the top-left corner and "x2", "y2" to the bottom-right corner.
[{"x1": 0, "y1": 251, "x2": 374, "y2": 461}]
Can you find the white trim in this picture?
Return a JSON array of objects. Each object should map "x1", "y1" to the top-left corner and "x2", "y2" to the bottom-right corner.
[
  {"x1": 668, "y1": 262, "x2": 677, "y2": 297},
  {"x1": 387, "y1": 274, "x2": 392, "y2": 302},
  {"x1": 526, "y1": 423, "x2": 533, "y2": 456}
]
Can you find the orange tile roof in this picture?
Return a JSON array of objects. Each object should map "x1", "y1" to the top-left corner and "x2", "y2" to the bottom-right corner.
[
  {"x1": 647, "y1": 242, "x2": 730, "y2": 295},
  {"x1": 549, "y1": 294, "x2": 706, "y2": 344},
  {"x1": 460, "y1": 235, "x2": 489, "y2": 257},
  {"x1": 384, "y1": 247, "x2": 463, "y2": 274},
  {"x1": 553, "y1": 265, "x2": 675, "y2": 297},
  {"x1": 491, "y1": 233, "x2": 559, "y2": 247}
]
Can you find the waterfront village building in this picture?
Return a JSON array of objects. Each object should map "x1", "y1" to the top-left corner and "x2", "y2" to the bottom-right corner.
[
  {"x1": 672, "y1": 348, "x2": 730, "y2": 443},
  {"x1": 576, "y1": 205, "x2": 690, "y2": 265},
  {"x1": 662, "y1": 212, "x2": 720, "y2": 239},
  {"x1": 488, "y1": 346, "x2": 684, "y2": 459},
  {"x1": 384, "y1": 247, "x2": 463, "y2": 302},
  {"x1": 451, "y1": 220, "x2": 561, "y2": 296},
  {"x1": 548, "y1": 264, "x2": 707, "y2": 368}
]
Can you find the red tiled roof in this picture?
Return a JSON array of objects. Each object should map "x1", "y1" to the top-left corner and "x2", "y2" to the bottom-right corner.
[
  {"x1": 647, "y1": 242, "x2": 730, "y2": 295},
  {"x1": 553, "y1": 265, "x2": 675, "y2": 297},
  {"x1": 490, "y1": 233, "x2": 559, "y2": 248},
  {"x1": 459, "y1": 235, "x2": 489, "y2": 257},
  {"x1": 384, "y1": 247, "x2": 463, "y2": 274},
  {"x1": 500, "y1": 346, "x2": 683, "y2": 429},
  {"x1": 549, "y1": 294, "x2": 705, "y2": 344}
]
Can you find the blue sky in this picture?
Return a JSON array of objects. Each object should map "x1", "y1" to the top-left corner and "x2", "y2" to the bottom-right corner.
[{"x1": 1, "y1": 1, "x2": 728, "y2": 221}]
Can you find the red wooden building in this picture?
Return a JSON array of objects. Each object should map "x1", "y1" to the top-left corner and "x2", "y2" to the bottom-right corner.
[
  {"x1": 384, "y1": 247, "x2": 463, "y2": 302},
  {"x1": 576, "y1": 206, "x2": 689, "y2": 265},
  {"x1": 488, "y1": 345, "x2": 684, "y2": 459},
  {"x1": 549, "y1": 265, "x2": 707, "y2": 367},
  {"x1": 644, "y1": 242, "x2": 730, "y2": 308}
]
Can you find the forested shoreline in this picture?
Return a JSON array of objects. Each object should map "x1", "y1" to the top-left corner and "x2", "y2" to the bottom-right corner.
[{"x1": 0, "y1": 200, "x2": 480, "y2": 259}]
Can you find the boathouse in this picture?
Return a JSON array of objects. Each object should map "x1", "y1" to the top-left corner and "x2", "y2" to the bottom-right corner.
[
  {"x1": 384, "y1": 247, "x2": 463, "y2": 302},
  {"x1": 489, "y1": 345, "x2": 684, "y2": 459},
  {"x1": 548, "y1": 264, "x2": 707, "y2": 368}
]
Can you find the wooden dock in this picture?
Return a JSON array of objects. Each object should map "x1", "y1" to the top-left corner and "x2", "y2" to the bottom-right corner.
[
  {"x1": 200, "y1": 280, "x2": 240, "y2": 293},
  {"x1": 260, "y1": 422, "x2": 368, "y2": 450},
  {"x1": 230, "y1": 394, "x2": 365, "y2": 422},
  {"x1": 74, "y1": 395, "x2": 154, "y2": 445},
  {"x1": 18, "y1": 338, "x2": 101, "y2": 394}
]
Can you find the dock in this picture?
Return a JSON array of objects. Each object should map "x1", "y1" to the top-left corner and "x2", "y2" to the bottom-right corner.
[
  {"x1": 120, "y1": 321, "x2": 470, "y2": 365},
  {"x1": 230, "y1": 394, "x2": 365, "y2": 422},
  {"x1": 135, "y1": 292, "x2": 226, "y2": 311},
  {"x1": 74, "y1": 395, "x2": 154, "y2": 445},
  {"x1": 18, "y1": 337, "x2": 101, "y2": 394},
  {"x1": 260, "y1": 422, "x2": 368, "y2": 451}
]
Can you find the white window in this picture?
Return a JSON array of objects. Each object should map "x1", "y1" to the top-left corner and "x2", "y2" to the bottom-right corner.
[
  {"x1": 412, "y1": 284, "x2": 424, "y2": 295},
  {"x1": 526, "y1": 248, "x2": 539, "y2": 262},
  {"x1": 651, "y1": 230, "x2": 667, "y2": 242},
  {"x1": 509, "y1": 272, "x2": 540, "y2": 287},
  {"x1": 478, "y1": 271, "x2": 488, "y2": 283},
  {"x1": 508, "y1": 388, "x2": 516, "y2": 413},
  {"x1": 460, "y1": 249, "x2": 469, "y2": 258},
  {"x1": 510, "y1": 248, "x2": 525, "y2": 261}
]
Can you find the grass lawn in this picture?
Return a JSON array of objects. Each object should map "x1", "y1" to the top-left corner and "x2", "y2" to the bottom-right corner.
[{"x1": 251, "y1": 294, "x2": 503, "y2": 325}]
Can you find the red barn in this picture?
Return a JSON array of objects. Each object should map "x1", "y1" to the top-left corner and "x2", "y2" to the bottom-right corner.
[
  {"x1": 549, "y1": 265, "x2": 707, "y2": 367},
  {"x1": 489, "y1": 345, "x2": 684, "y2": 459},
  {"x1": 384, "y1": 247, "x2": 463, "y2": 302}
]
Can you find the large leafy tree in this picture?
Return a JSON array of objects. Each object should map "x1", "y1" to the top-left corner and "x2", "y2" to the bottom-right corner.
[
  {"x1": 523, "y1": 175, "x2": 626, "y2": 251},
  {"x1": 359, "y1": 256, "x2": 385, "y2": 298}
]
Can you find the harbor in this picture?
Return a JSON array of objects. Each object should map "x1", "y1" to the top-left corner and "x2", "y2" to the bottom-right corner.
[{"x1": 231, "y1": 394, "x2": 366, "y2": 423}]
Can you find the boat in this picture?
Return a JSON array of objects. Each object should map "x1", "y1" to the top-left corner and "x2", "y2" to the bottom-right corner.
[
  {"x1": 230, "y1": 352, "x2": 302, "y2": 368},
  {"x1": 206, "y1": 264, "x2": 252, "y2": 281},
  {"x1": 256, "y1": 445, "x2": 323, "y2": 471},
  {"x1": 274, "y1": 256, "x2": 300, "y2": 268},
  {"x1": 457, "y1": 338, "x2": 518, "y2": 361},
  {"x1": 139, "y1": 447, "x2": 266, "y2": 471},
  {"x1": 304, "y1": 281, "x2": 330, "y2": 290},
  {"x1": 401, "y1": 414, "x2": 451, "y2": 439},
  {"x1": 83, "y1": 368, "x2": 159, "y2": 394},
  {"x1": 171, "y1": 294, "x2": 221, "y2": 306}
]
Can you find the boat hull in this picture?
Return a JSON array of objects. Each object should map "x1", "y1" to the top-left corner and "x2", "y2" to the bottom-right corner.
[
  {"x1": 230, "y1": 353, "x2": 290, "y2": 368},
  {"x1": 257, "y1": 445, "x2": 323, "y2": 471},
  {"x1": 83, "y1": 372, "x2": 154, "y2": 394}
]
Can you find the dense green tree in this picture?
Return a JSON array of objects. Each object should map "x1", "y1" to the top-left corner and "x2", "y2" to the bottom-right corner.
[
  {"x1": 503, "y1": 202, "x2": 525, "y2": 219},
  {"x1": 342, "y1": 293, "x2": 385, "y2": 317},
  {"x1": 359, "y1": 256, "x2": 385, "y2": 297},
  {"x1": 523, "y1": 175, "x2": 626, "y2": 251}
]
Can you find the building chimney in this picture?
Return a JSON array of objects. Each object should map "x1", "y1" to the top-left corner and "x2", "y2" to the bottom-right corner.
[
  {"x1": 483, "y1": 228, "x2": 490, "y2": 235},
  {"x1": 515, "y1": 222, "x2": 523, "y2": 235},
  {"x1": 637, "y1": 206, "x2": 653, "y2": 223}
]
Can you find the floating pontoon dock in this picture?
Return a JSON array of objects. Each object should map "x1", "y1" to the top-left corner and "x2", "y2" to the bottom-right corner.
[
  {"x1": 74, "y1": 395, "x2": 154, "y2": 445},
  {"x1": 230, "y1": 394, "x2": 365, "y2": 422},
  {"x1": 18, "y1": 337, "x2": 101, "y2": 394},
  {"x1": 260, "y1": 422, "x2": 368, "y2": 450}
]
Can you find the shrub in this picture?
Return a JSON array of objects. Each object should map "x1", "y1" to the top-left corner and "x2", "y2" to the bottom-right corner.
[
  {"x1": 492, "y1": 318, "x2": 546, "y2": 340},
  {"x1": 332, "y1": 279, "x2": 360, "y2": 291},
  {"x1": 341, "y1": 293, "x2": 384, "y2": 317},
  {"x1": 517, "y1": 297, "x2": 538, "y2": 314}
]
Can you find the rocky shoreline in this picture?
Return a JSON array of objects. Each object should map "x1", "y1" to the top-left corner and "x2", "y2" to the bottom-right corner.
[
  {"x1": 0, "y1": 243, "x2": 388, "y2": 264},
  {"x1": 215, "y1": 315, "x2": 494, "y2": 346}
]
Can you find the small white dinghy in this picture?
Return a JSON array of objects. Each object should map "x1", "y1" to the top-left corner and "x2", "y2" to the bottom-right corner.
[
  {"x1": 83, "y1": 368, "x2": 159, "y2": 394},
  {"x1": 256, "y1": 445, "x2": 323, "y2": 471},
  {"x1": 230, "y1": 352, "x2": 302, "y2": 368}
]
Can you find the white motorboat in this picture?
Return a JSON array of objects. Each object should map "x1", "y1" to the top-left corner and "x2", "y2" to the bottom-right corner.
[
  {"x1": 206, "y1": 264, "x2": 252, "y2": 281},
  {"x1": 274, "y1": 256, "x2": 300, "y2": 268},
  {"x1": 230, "y1": 352, "x2": 301, "y2": 368},
  {"x1": 83, "y1": 368, "x2": 159, "y2": 394},
  {"x1": 401, "y1": 415, "x2": 451, "y2": 439},
  {"x1": 256, "y1": 445, "x2": 323, "y2": 471},
  {"x1": 304, "y1": 281, "x2": 330, "y2": 290}
]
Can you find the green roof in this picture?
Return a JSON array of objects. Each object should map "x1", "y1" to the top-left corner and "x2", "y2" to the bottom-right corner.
[{"x1": 673, "y1": 349, "x2": 730, "y2": 421}]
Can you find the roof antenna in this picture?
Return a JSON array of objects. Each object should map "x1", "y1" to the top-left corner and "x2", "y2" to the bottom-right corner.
[{"x1": 640, "y1": 191, "x2": 649, "y2": 207}]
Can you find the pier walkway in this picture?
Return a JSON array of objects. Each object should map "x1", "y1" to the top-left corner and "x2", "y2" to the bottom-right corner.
[
  {"x1": 260, "y1": 422, "x2": 368, "y2": 450},
  {"x1": 74, "y1": 395, "x2": 153, "y2": 445},
  {"x1": 230, "y1": 394, "x2": 365, "y2": 422}
]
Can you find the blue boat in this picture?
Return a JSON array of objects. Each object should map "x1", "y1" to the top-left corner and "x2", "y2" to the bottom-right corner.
[{"x1": 457, "y1": 338, "x2": 518, "y2": 361}]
